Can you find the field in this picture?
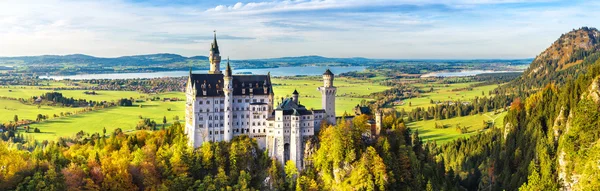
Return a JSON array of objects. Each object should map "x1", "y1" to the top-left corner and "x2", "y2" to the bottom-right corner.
[
  {"x1": 26, "y1": 101, "x2": 184, "y2": 141},
  {"x1": 0, "y1": 99, "x2": 81, "y2": 123},
  {"x1": 395, "y1": 82, "x2": 501, "y2": 111},
  {"x1": 407, "y1": 111, "x2": 507, "y2": 144},
  {"x1": 271, "y1": 77, "x2": 390, "y2": 114},
  {"x1": 0, "y1": 76, "x2": 389, "y2": 141}
]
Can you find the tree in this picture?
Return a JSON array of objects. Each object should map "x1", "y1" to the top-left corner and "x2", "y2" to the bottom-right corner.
[
  {"x1": 13, "y1": 115, "x2": 18, "y2": 123},
  {"x1": 267, "y1": 159, "x2": 285, "y2": 190},
  {"x1": 285, "y1": 161, "x2": 298, "y2": 191}
]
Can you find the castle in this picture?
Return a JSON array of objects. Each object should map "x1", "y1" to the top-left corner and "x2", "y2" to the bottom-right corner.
[{"x1": 185, "y1": 33, "x2": 336, "y2": 169}]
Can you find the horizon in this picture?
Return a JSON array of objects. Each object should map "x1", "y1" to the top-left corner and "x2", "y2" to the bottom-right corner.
[
  {"x1": 1, "y1": 0, "x2": 599, "y2": 59},
  {"x1": 0, "y1": 53, "x2": 536, "y2": 61}
]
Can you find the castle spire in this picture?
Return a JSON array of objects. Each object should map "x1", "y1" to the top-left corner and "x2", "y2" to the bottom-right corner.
[
  {"x1": 211, "y1": 30, "x2": 219, "y2": 54},
  {"x1": 225, "y1": 57, "x2": 232, "y2": 77},
  {"x1": 208, "y1": 30, "x2": 222, "y2": 74}
]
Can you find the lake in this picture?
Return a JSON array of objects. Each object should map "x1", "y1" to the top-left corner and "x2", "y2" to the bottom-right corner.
[
  {"x1": 420, "y1": 70, "x2": 522, "y2": 78},
  {"x1": 40, "y1": 66, "x2": 366, "y2": 80}
]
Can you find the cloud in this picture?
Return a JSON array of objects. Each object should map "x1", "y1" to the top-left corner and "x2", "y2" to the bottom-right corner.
[
  {"x1": 0, "y1": 0, "x2": 597, "y2": 59},
  {"x1": 137, "y1": 33, "x2": 255, "y2": 44}
]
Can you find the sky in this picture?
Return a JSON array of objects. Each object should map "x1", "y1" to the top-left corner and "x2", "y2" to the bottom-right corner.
[{"x1": 0, "y1": 0, "x2": 598, "y2": 59}]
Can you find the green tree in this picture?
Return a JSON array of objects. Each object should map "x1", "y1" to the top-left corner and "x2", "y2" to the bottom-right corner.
[{"x1": 285, "y1": 161, "x2": 298, "y2": 191}]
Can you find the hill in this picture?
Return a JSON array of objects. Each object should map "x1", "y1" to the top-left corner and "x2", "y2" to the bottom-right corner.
[
  {"x1": 511, "y1": 27, "x2": 600, "y2": 88},
  {"x1": 432, "y1": 27, "x2": 600, "y2": 190}
]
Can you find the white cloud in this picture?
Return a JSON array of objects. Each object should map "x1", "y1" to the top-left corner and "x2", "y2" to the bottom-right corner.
[{"x1": 0, "y1": 0, "x2": 597, "y2": 59}]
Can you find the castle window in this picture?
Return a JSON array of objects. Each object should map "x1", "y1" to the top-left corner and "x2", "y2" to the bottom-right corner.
[
  {"x1": 207, "y1": 109, "x2": 210, "y2": 112},
  {"x1": 252, "y1": 107, "x2": 255, "y2": 111},
  {"x1": 199, "y1": 124, "x2": 203, "y2": 128},
  {"x1": 207, "y1": 101, "x2": 210, "y2": 104},
  {"x1": 245, "y1": 99, "x2": 249, "y2": 103},
  {"x1": 220, "y1": 130, "x2": 224, "y2": 134},
  {"x1": 209, "y1": 131, "x2": 212, "y2": 135},
  {"x1": 253, "y1": 129, "x2": 255, "y2": 133},
  {"x1": 209, "y1": 116, "x2": 212, "y2": 120},
  {"x1": 199, "y1": 116, "x2": 204, "y2": 120},
  {"x1": 199, "y1": 101, "x2": 203, "y2": 104},
  {"x1": 237, "y1": 99, "x2": 242, "y2": 103},
  {"x1": 215, "y1": 100, "x2": 219, "y2": 104},
  {"x1": 260, "y1": 99, "x2": 264, "y2": 102},
  {"x1": 209, "y1": 124, "x2": 212, "y2": 127},
  {"x1": 253, "y1": 99, "x2": 257, "y2": 102},
  {"x1": 199, "y1": 109, "x2": 203, "y2": 112}
]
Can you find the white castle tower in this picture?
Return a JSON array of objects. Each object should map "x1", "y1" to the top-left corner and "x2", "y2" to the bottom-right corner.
[
  {"x1": 223, "y1": 59, "x2": 233, "y2": 141},
  {"x1": 318, "y1": 69, "x2": 337, "y2": 125},
  {"x1": 208, "y1": 31, "x2": 222, "y2": 74}
]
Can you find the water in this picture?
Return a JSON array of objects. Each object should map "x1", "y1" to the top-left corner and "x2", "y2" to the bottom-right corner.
[
  {"x1": 40, "y1": 66, "x2": 366, "y2": 80},
  {"x1": 420, "y1": 70, "x2": 521, "y2": 78}
]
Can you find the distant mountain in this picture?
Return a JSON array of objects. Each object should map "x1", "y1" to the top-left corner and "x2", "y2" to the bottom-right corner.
[
  {"x1": 0, "y1": 53, "x2": 533, "y2": 75},
  {"x1": 512, "y1": 27, "x2": 600, "y2": 87}
]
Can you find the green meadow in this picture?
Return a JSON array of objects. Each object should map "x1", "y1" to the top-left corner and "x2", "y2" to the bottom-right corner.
[
  {"x1": 407, "y1": 111, "x2": 507, "y2": 144},
  {"x1": 395, "y1": 83, "x2": 501, "y2": 112},
  {"x1": 0, "y1": 99, "x2": 81, "y2": 123},
  {"x1": 25, "y1": 101, "x2": 184, "y2": 141}
]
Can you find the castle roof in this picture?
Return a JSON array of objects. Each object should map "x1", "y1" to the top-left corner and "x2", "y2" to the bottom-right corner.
[
  {"x1": 323, "y1": 69, "x2": 334, "y2": 76},
  {"x1": 189, "y1": 73, "x2": 272, "y2": 96},
  {"x1": 275, "y1": 97, "x2": 325, "y2": 115},
  {"x1": 354, "y1": 105, "x2": 371, "y2": 115}
]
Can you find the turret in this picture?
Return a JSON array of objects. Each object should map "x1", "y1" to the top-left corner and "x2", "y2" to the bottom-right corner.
[
  {"x1": 223, "y1": 58, "x2": 233, "y2": 141},
  {"x1": 323, "y1": 69, "x2": 334, "y2": 87},
  {"x1": 375, "y1": 110, "x2": 383, "y2": 136},
  {"x1": 318, "y1": 69, "x2": 337, "y2": 125},
  {"x1": 292, "y1": 89, "x2": 299, "y2": 104},
  {"x1": 208, "y1": 31, "x2": 222, "y2": 74}
]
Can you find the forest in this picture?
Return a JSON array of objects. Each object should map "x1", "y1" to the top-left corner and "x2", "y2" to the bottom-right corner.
[{"x1": 0, "y1": 114, "x2": 467, "y2": 191}]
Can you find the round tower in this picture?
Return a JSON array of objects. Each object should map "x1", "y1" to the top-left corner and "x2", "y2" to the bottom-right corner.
[
  {"x1": 223, "y1": 59, "x2": 233, "y2": 141},
  {"x1": 375, "y1": 110, "x2": 383, "y2": 136},
  {"x1": 318, "y1": 69, "x2": 337, "y2": 125}
]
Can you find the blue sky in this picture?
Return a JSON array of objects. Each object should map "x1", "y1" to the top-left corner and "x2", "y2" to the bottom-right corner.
[{"x1": 0, "y1": 0, "x2": 598, "y2": 59}]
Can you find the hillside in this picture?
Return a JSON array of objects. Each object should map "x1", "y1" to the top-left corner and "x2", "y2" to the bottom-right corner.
[
  {"x1": 511, "y1": 27, "x2": 600, "y2": 88},
  {"x1": 432, "y1": 27, "x2": 600, "y2": 190}
]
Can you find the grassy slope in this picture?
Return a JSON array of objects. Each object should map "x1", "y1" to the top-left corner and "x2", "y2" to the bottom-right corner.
[
  {"x1": 26, "y1": 101, "x2": 184, "y2": 141},
  {"x1": 0, "y1": 99, "x2": 81, "y2": 122},
  {"x1": 395, "y1": 83, "x2": 501, "y2": 111},
  {"x1": 407, "y1": 111, "x2": 507, "y2": 144}
]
